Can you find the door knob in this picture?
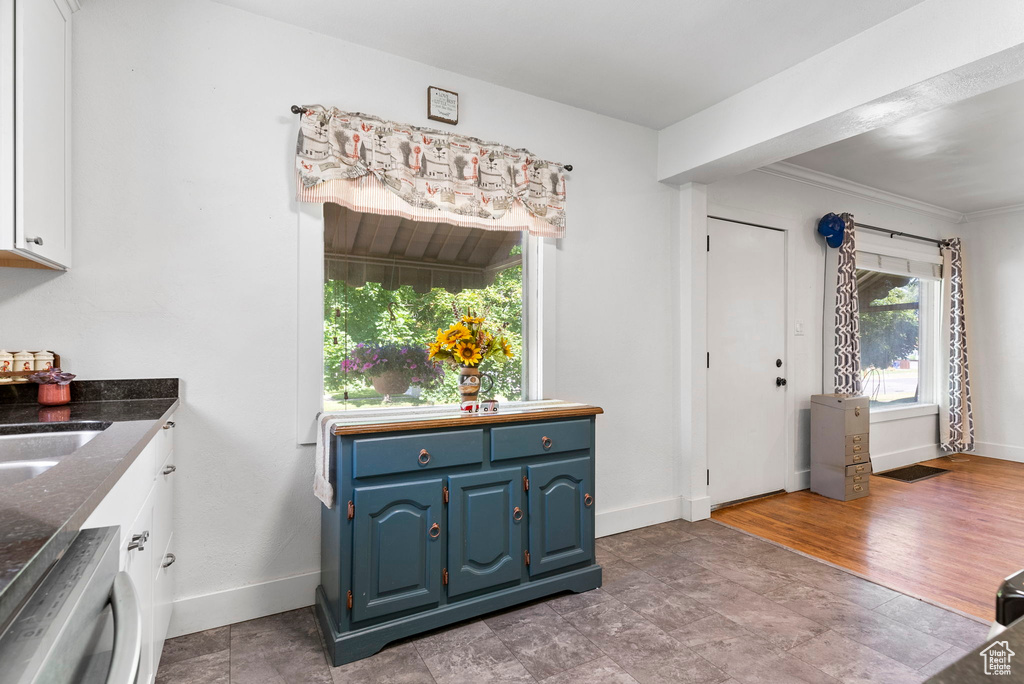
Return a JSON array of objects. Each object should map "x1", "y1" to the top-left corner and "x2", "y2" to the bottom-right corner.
[
  {"x1": 25, "y1": 236, "x2": 43, "y2": 246},
  {"x1": 776, "y1": 377, "x2": 787, "y2": 387}
]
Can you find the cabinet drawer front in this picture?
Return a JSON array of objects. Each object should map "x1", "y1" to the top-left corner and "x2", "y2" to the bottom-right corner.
[
  {"x1": 845, "y1": 441, "x2": 869, "y2": 457},
  {"x1": 447, "y1": 468, "x2": 523, "y2": 598},
  {"x1": 352, "y1": 479, "x2": 444, "y2": 622},
  {"x1": 845, "y1": 408, "x2": 869, "y2": 435},
  {"x1": 848, "y1": 473, "x2": 869, "y2": 485},
  {"x1": 845, "y1": 481, "x2": 869, "y2": 499},
  {"x1": 491, "y1": 420, "x2": 590, "y2": 461},
  {"x1": 846, "y1": 450, "x2": 870, "y2": 466},
  {"x1": 527, "y1": 457, "x2": 593, "y2": 576},
  {"x1": 846, "y1": 462, "x2": 872, "y2": 477},
  {"x1": 353, "y1": 430, "x2": 483, "y2": 478},
  {"x1": 845, "y1": 434, "x2": 868, "y2": 448}
]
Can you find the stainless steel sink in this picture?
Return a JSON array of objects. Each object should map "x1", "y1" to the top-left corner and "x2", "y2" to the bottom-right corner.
[{"x1": 0, "y1": 426, "x2": 108, "y2": 487}]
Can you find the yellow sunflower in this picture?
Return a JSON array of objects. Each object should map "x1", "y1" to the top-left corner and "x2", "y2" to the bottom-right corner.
[
  {"x1": 461, "y1": 315, "x2": 485, "y2": 325},
  {"x1": 500, "y1": 338, "x2": 513, "y2": 359},
  {"x1": 441, "y1": 323, "x2": 473, "y2": 348},
  {"x1": 454, "y1": 341, "x2": 482, "y2": 366},
  {"x1": 427, "y1": 341, "x2": 443, "y2": 360}
]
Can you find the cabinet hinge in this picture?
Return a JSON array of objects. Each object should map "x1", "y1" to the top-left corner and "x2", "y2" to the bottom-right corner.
[
  {"x1": 524, "y1": 550, "x2": 531, "y2": 566},
  {"x1": 346, "y1": 590, "x2": 353, "y2": 609},
  {"x1": 442, "y1": 568, "x2": 449, "y2": 585},
  {"x1": 522, "y1": 476, "x2": 529, "y2": 492},
  {"x1": 347, "y1": 500, "x2": 354, "y2": 520},
  {"x1": 443, "y1": 486, "x2": 449, "y2": 504}
]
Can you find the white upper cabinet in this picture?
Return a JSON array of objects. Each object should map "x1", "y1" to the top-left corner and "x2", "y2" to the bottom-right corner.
[{"x1": 0, "y1": 0, "x2": 77, "y2": 270}]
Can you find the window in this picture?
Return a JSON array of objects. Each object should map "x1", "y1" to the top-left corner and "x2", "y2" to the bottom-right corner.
[
  {"x1": 322, "y1": 204, "x2": 531, "y2": 411},
  {"x1": 856, "y1": 254, "x2": 942, "y2": 410}
]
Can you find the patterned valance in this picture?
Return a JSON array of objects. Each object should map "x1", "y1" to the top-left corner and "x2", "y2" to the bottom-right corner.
[{"x1": 295, "y1": 106, "x2": 566, "y2": 238}]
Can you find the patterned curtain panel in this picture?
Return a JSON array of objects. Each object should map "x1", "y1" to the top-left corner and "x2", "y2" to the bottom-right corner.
[
  {"x1": 833, "y1": 213, "x2": 862, "y2": 395},
  {"x1": 294, "y1": 106, "x2": 566, "y2": 237},
  {"x1": 940, "y1": 238, "x2": 975, "y2": 452}
]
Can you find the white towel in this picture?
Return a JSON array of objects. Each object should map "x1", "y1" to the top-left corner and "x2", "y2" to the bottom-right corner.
[{"x1": 314, "y1": 413, "x2": 342, "y2": 508}]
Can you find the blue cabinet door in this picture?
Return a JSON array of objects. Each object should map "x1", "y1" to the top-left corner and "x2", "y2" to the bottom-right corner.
[
  {"x1": 352, "y1": 479, "x2": 443, "y2": 622},
  {"x1": 527, "y1": 457, "x2": 593, "y2": 576},
  {"x1": 447, "y1": 467, "x2": 523, "y2": 598}
]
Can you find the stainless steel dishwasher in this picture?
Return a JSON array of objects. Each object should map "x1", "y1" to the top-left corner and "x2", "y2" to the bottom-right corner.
[{"x1": 0, "y1": 526, "x2": 142, "y2": 684}]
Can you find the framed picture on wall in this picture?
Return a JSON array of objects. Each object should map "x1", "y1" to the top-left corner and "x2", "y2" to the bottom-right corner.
[{"x1": 427, "y1": 86, "x2": 459, "y2": 125}]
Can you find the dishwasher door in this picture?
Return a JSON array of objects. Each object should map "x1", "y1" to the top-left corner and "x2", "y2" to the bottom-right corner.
[{"x1": 0, "y1": 526, "x2": 142, "y2": 684}]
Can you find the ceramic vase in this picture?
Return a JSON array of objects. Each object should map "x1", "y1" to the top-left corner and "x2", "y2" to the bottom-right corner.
[{"x1": 37, "y1": 384, "x2": 70, "y2": 406}]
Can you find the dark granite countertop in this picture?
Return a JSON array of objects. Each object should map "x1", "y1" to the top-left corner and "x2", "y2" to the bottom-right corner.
[{"x1": 0, "y1": 379, "x2": 179, "y2": 630}]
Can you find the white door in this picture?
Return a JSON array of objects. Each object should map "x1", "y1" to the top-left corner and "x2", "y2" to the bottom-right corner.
[{"x1": 707, "y1": 218, "x2": 787, "y2": 506}]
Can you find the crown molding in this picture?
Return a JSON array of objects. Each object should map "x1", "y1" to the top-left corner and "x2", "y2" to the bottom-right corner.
[
  {"x1": 963, "y1": 202, "x2": 1024, "y2": 223},
  {"x1": 756, "y1": 162, "x2": 966, "y2": 224}
]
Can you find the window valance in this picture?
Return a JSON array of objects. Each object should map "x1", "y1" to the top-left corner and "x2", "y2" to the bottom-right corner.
[{"x1": 294, "y1": 106, "x2": 567, "y2": 238}]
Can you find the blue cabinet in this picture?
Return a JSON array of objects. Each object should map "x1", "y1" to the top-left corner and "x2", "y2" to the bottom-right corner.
[
  {"x1": 447, "y1": 468, "x2": 523, "y2": 597},
  {"x1": 351, "y1": 479, "x2": 443, "y2": 621},
  {"x1": 317, "y1": 409, "x2": 603, "y2": 667},
  {"x1": 527, "y1": 458, "x2": 593, "y2": 576}
]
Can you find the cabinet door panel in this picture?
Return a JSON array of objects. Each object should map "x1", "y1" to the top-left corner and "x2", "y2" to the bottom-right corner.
[
  {"x1": 352, "y1": 479, "x2": 443, "y2": 622},
  {"x1": 527, "y1": 458, "x2": 592, "y2": 576},
  {"x1": 447, "y1": 468, "x2": 522, "y2": 597}
]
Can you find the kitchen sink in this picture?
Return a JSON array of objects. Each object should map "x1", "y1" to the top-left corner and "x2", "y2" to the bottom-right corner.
[{"x1": 0, "y1": 424, "x2": 110, "y2": 487}]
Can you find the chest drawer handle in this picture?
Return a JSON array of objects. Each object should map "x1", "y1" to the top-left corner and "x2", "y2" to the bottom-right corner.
[
  {"x1": 541, "y1": 436, "x2": 552, "y2": 449},
  {"x1": 162, "y1": 465, "x2": 176, "y2": 475},
  {"x1": 428, "y1": 523, "x2": 440, "y2": 539},
  {"x1": 512, "y1": 507, "x2": 523, "y2": 522},
  {"x1": 853, "y1": 484, "x2": 863, "y2": 492},
  {"x1": 418, "y1": 449, "x2": 431, "y2": 465},
  {"x1": 853, "y1": 445, "x2": 862, "y2": 452},
  {"x1": 855, "y1": 407, "x2": 861, "y2": 417},
  {"x1": 163, "y1": 421, "x2": 175, "y2": 430},
  {"x1": 584, "y1": 493, "x2": 594, "y2": 507},
  {"x1": 853, "y1": 435, "x2": 862, "y2": 443},
  {"x1": 853, "y1": 454, "x2": 864, "y2": 462}
]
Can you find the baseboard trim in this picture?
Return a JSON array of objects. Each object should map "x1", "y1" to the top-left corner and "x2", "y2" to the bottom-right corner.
[
  {"x1": 974, "y1": 441, "x2": 1024, "y2": 463},
  {"x1": 871, "y1": 444, "x2": 945, "y2": 473},
  {"x1": 682, "y1": 495, "x2": 711, "y2": 522},
  {"x1": 595, "y1": 496, "x2": 684, "y2": 537},
  {"x1": 167, "y1": 571, "x2": 319, "y2": 638},
  {"x1": 792, "y1": 469, "x2": 810, "y2": 491}
]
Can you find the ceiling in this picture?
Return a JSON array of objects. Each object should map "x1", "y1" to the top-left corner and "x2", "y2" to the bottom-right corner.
[
  {"x1": 785, "y1": 78, "x2": 1024, "y2": 216},
  {"x1": 212, "y1": 0, "x2": 924, "y2": 129}
]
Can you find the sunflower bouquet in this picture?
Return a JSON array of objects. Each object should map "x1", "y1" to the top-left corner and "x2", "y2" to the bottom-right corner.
[{"x1": 428, "y1": 308, "x2": 514, "y2": 368}]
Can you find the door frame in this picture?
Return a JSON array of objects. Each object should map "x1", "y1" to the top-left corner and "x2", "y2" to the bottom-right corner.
[{"x1": 705, "y1": 216, "x2": 790, "y2": 508}]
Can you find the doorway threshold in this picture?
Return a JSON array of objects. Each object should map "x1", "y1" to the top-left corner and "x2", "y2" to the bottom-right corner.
[{"x1": 712, "y1": 489, "x2": 786, "y2": 511}]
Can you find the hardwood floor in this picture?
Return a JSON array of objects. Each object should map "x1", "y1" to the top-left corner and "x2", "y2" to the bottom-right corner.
[{"x1": 712, "y1": 454, "x2": 1023, "y2": 622}]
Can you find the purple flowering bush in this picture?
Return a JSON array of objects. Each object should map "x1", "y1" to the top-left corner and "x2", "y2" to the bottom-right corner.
[{"x1": 340, "y1": 343, "x2": 443, "y2": 389}]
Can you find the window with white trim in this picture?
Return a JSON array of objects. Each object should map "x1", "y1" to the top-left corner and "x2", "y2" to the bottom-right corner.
[{"x1": 856, "y1": 251, "x2": 942, "y2": 410}]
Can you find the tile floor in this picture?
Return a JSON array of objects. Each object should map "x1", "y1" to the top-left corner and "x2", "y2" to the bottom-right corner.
[{"x1": 156, "y1": 520, "x2": 990, "y2": 684}]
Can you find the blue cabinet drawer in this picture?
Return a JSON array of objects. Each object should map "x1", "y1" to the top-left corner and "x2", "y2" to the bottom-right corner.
[
  {"x1": 352, "y1": 429, "x2": 484, "y2": 478},
  {"x1": 490, "y1": 419, "x2": 591, "y2": 461}
]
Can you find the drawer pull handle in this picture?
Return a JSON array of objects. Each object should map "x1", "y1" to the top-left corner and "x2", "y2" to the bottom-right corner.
[
  {"x1": 856, "y1": 465, "x2": 866, "y2": 473},
  {"x1": 163, "y1": 421, "x2": 175, "y2": 430},
  {"x1": 162, "y1": 553, "x2": 176, "y2": 568},
  {"x1": 541, "y1": 436, "x2": 552, "y2": 449},
  {"x1": 128, "y1": 531, "x2": 149, "y2": 552},
  {"x1": 418, "y1": 449, "x2": 431, "y2": 465},
  {"x1": 853, "y1": 435, "x2": 862, "y2": 443},
  {"x1": 855, "y1": 407, "x2": 861, "y2": 417},
  {"x1": 853, "y1": 454, "x2": 863, "y2": 462},
  {"x1": 162, "y1": 465, "x2": 176, "y2": 475},
  {"x1": 853, "y1": 445, "x2": 862, "y2": 452},
  {"x1": 513, "y1": 507, "x2": 523, "y2": 522},
  {"x1": 429, "y1": 523, "x2": 441, "y2": 539},
  {"x1": 853, "y1": 484, "x2": 863, "y2": 492},
  {"x1": 584, "y1": 493, "x2": 594, "y2": 507}
]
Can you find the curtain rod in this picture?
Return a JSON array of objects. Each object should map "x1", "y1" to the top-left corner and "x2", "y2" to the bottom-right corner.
[
  {"x1": 854, "y1": 222, "x2": 950, "y2": 249},
  {"x1": 290, "y1": 105, "x2": 573, "y2": 172}
]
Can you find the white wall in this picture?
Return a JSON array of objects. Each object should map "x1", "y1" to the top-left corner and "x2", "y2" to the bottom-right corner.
[
  {"x1": 960, "y1": 210, "x2": 1024, "y2": 462},
  {"x1": 703, "y1": 169, "x2": 962, "y2": 484},
  {"x1": 0, "y1": 0, "x2": 675, "y2": 635}
]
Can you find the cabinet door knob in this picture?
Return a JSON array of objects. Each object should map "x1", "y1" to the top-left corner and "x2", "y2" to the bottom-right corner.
[
  {"x1": 163, "y1": 421, "x2": 176, "y2": 430},
  {"x1": 418, "y1": 449, "x2": 431, "y2": 465},
  {"x1": 428, "y1": 523, "x2": 441, "y2": 539},
  {"x1": 26, "y1": 236, "x2": 43, "y2": 246},
  {"x1": 162, "y1": 465, "x2": 176, "y2": 475},
  {"x1": 584, "y1": 493, "x2": 594, "y2": 507},
  {"x1": 512, "y1": 507, "x2": 523, "y2": 522},
  {"x1": 541, "y1": 436, "x2": 552, "y2": 449},
  {"x1": 128, "y1": 531, "x2": 150, "y2": 552},
  {"x1": 162, "y1": 553, "x2": 176, "y2": 568}
]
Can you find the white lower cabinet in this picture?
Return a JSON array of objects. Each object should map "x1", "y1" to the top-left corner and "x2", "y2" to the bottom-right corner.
[{"x1": 83, "y1": 417, "x2": 176, "y2": 684}]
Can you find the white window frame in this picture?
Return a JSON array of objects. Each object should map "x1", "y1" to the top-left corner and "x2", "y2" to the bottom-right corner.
[
  {"x1": 295, "y1": 204, "x2": 555, "y2": 444},
  {"x1": 855, "y1": 233, "x2": 943, "y2": 421}
]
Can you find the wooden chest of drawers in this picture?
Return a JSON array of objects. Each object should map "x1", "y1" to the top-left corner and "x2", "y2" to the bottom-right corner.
[
  {"x1": 317, "y1": 405, "x2": 603, "y2": 666},
  {"x1": 810, "y1": 394, "x2": 871, "y2": 501}
]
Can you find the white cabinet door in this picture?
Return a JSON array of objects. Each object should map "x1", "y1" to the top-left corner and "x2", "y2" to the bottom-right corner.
[
  {"x1": 125, "y1": 491, "x2": 155, "y2": 684},
  {"x1": 14, "y1": 0, "x2": 72, "y2": 267}
]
